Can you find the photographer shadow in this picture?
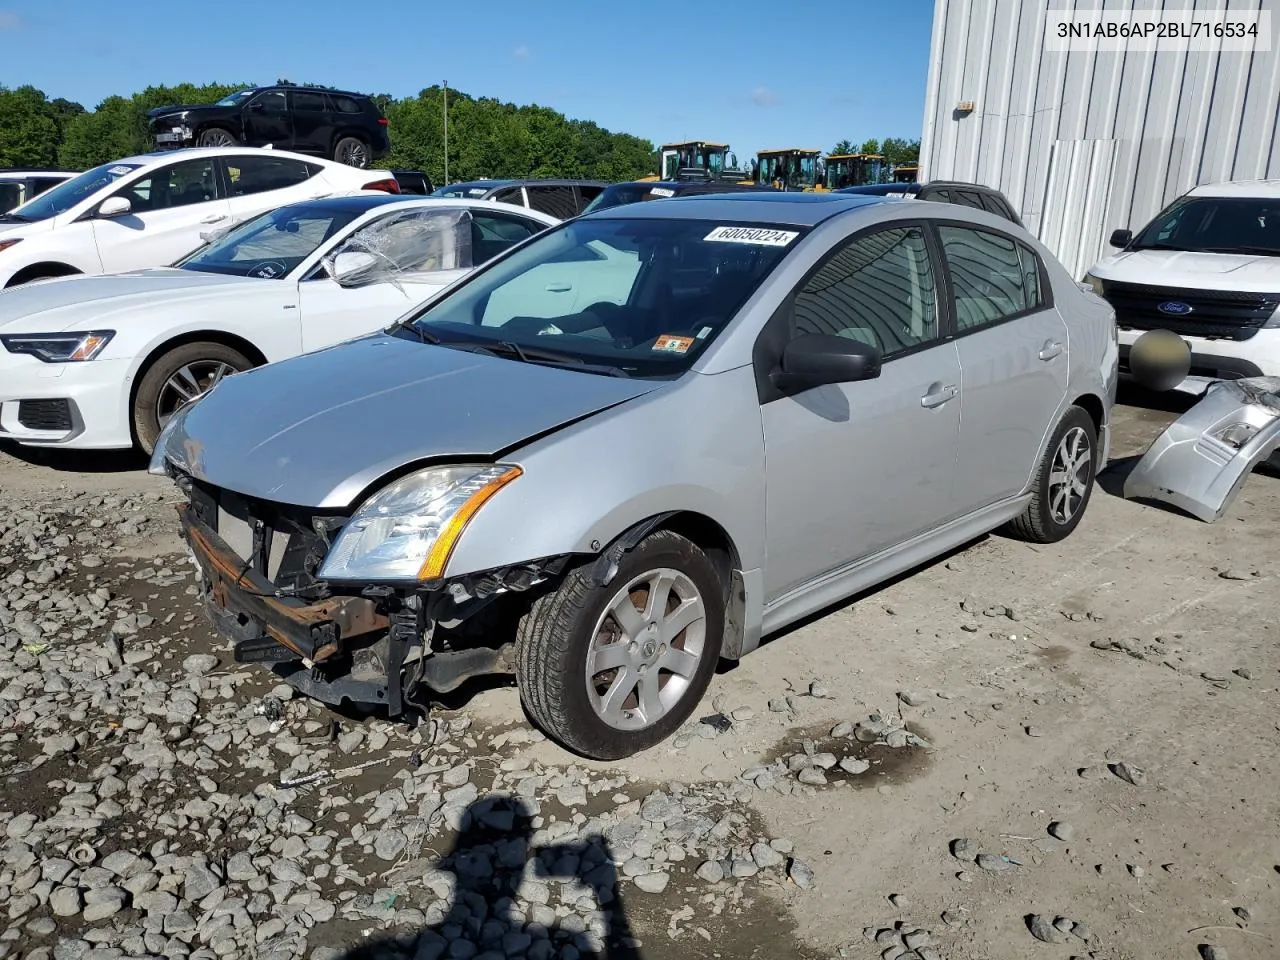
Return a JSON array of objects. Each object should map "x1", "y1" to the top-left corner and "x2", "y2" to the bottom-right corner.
[{"x1": 333, "y1": 796, "x2": 643, "y2": 960}]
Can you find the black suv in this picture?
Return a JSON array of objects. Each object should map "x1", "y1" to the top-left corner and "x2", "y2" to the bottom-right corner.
[
  {"x1": 836, "y1": 180, "x2": 1023, "y2": 227},
  {"x1": 147, "y1": 85, "x2": 391, "y2": 168}
]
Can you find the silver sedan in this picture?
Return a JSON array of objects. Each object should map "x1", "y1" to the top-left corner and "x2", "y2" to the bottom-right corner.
[{"x1": 151, "y1": 193, "x2": 1118, "y2": 759}]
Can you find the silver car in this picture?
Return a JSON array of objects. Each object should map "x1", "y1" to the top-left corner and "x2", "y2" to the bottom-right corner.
[{"x1": 151, "y1": 194, "x2": 1118, "y2": 759}]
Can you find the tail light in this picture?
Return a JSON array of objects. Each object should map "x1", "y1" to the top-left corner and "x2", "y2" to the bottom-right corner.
[
  {"x1": 377, "y1": 117, "x2": 389, "y2": 126},
  {"x1": 362, "y1": 178, "x2": 401, "y2": 194}
]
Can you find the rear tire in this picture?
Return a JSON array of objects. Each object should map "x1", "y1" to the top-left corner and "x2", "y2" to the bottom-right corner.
[
  {"x1": 196, "y1": 126, "x2": 238, "y2": 148},
  {"x1": 132, "y1": 342, "x2": 253, "y2": 454},
  {"x1": 515, "y1": 530, "x2": 724, "y2": 760},
  {"x1": 334, "y1": 136, "x2": 370, "y2": 168},
  {"x1": 1006, "y1": 405, "x2": 1098, "y2": 543}
]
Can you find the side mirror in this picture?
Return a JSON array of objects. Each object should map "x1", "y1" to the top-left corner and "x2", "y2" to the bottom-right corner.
[
  {"x1": 97, "y1": 196, "x2": 132, "y2": 219},
  {"x1": 324, "y1": 250, "x2": 379, "y2": 286},
  {"x1": 1109, "y1": 228, "x2": 1133, "y2": 249},
  {"x1": 774, "y1": 333, "x2": 882, "y2": 392}
]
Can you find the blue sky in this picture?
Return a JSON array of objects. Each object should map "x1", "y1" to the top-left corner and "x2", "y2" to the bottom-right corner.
[{"x1": 0, "y1": 0, "x2": 935, "y2": 160}]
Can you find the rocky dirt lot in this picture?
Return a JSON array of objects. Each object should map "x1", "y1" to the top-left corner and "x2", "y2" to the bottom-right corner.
[{"x1": 0, "y1": 394, "x2": 1277, "y2": 960}]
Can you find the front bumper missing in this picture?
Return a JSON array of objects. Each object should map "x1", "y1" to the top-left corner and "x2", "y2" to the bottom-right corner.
[{"x1": 1123, "y1": 376, "x2": 1280, "y2": 522}]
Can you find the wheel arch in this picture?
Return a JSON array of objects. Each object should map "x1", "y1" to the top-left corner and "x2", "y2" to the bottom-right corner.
[
  {"x1": 127, "y1": 330, "x2": 268, "y2": 429},
  {"x1": 5, "y1": 262, "x2": 82, "y2": 288},
  {"x1": 1071, "y1": 391, "x2": 1107, "y2": 438}
]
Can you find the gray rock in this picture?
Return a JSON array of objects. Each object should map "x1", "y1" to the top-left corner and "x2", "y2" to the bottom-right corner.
[
  {"x1": 1071, "y1": 921, "x2": 1092, "y2": 940},
  {"x1": 788, "y1": 858, "x2": 815, "y2": 889},
  {"x1": 903, "y1": 930, "x2": 930, "y2": 949},
  {"x1": 1199, "y1": 946, "x2": 1229, "y2": 960},
  {"x1": 1111, "y1": 761, "x2": 1147, "y2": 785},
  {"x1": 633, "y1": 872, "x2": 670, "y2": 894},
  {"x1": 184, "y1": 862, "x2": 221, "y2": 901},
  {"x1": 226, "y1": 852, "x2": 257, "y2": 881},
  {"x1": 751, "y1": 842, "x2": 784, "y2": 869},
  {"x1": 1027, "y1": 914, "x2": 1057, "y2": 943},
  {"x1": 808, "y1": 680, "x2": 830, "y2": 698},
  {"x1": 695, "y1": 861, "x2": 724, "y2": 883},
  {"x1": 839, "y1": 757, "x2": 870, "y2": 775},
  {"x1": 183, "y1": 653, "x2": 219, "y2": 675},
  {"x1": 797, "y1": 767, "x2": 827, "y2": 786},
  {"x1": 1048, "y1": 821, "x2": 1075, "y2": 841},
  {"x1": 101, "y1": 850, "x2": 144, "y2": 878},
  {"x1": 1232, "y1": 907, "x2": 1251, "y2": 925},
  {"x1": 556, "y1": 784, "x2": 587, "y2": 807},
  {"x1": 1053, "y1": 917, "x2": 1074, "y2": 933},
  {"x1": 50, "y1": 886, "x2": 82, "y2": 917},
  {"x1": 82, "y1": 886, "x2": 126, "y2": 922},
  {"x1": 976, "y1": 853, "x2": 1012, "y2": 872},
  {"x1": 7, "y1": 812, "x2": 37, "y2": 839},
  {"x1": 885, "y1": 729, "x2": 909, "y2": 749},
  {"x1": 374, "y1": 828, "x2": 408, "y2": 861},
  {"x1": 897, "y1": 690, "x2": 926, "y2": 707},
  {"x1": 950, "y1": 838, "x2": 977, "y2": 861},
  {"x1": 831, "y1": 721, "x2": 855, "y2": 738}
]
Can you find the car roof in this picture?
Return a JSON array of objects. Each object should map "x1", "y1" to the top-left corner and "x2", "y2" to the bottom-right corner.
[
  {"x1": 109, "y1": 146, "x2": 346, "y2": 167},
  {"x1": 586, "y1": 192, "x2": 891, "y2": 227},
  {"x1": 1188, "y1": 179, "x2": 1280, "y2": 199},
  {"x1": 286, "y1": 194, "x2": 560, "y2": 221}
]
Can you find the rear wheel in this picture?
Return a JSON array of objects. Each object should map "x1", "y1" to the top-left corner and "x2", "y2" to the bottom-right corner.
[
  {"x1": 132, "y1": 342, "x2": 253, "y2": 454},
  {"x1": 334, "y1": 136, "x2": 369, "y2": 168},
  {"x1": 1006, "y1": 405, "x2": 1098, "y2": 543},
  {"x1": 515, "y1": 530, "x2": 724, "y2": 759},
  {"x1": 196, "y1": 126, "x2": 237, "y2": 148}
]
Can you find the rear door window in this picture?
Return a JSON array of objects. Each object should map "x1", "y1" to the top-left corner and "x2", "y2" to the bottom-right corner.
[
  {"x1": 938, "y1": 225, "x2": 1045, "y2": 331},
  {"x1": 223, "y1": 156, "x2": 321, "y2": 197},
  {"x1": 526, "y1": 185, "x2": 578, "y2": 219},
  {"x1": 491, "y1": 186, "x2": 525, "y2": 205},
  {"x1": 292, "y1": 91, "x2": 327, "y2": 113}
]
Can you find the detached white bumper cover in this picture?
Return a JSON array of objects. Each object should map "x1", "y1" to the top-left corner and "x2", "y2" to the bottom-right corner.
[
  {"x1": 1124, "y1": 376, "x2": 1280, "y2": 522},
  {"x1": 0, "y1": 353, "x2": 134, "y2": 448}
]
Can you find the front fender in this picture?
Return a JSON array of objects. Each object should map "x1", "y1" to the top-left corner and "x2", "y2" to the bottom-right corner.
[{"x1": 443, "y1": 366, "x2": 768, "y2": 580}]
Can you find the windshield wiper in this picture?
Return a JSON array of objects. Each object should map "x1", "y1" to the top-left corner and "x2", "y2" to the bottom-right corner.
[
  {"x1": 391, "y1": 322, "x2": 441, "y2": 344},
  {"x1": 489, "y1": 340, "x2": 631, "y2": 378},
  {"x1": 1129, "y1": 242, "x2": 1185, "y2": 251},
  {"x1": 0, "y1": 213, "x2": 31, "y2": 223}
]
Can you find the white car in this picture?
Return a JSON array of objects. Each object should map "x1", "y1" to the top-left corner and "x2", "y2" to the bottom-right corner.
[
  {"x1": 0, "y1": 196, "x2": 556, "y2": 452},
  {"x1": 0, "y1": 146, "x2": 399, "y2": 289},
  {"x1": 1086, "y1": 179, "x2": 1280, "y2": 393}
]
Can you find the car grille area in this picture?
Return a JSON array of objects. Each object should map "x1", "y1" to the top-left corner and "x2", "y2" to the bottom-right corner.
[
  {"x1": 17, "y1": 399, "x2": 73, "y2": 432},
  {"x1": 1103, "y1": 280, "x2": 1280, "y2": 341}
]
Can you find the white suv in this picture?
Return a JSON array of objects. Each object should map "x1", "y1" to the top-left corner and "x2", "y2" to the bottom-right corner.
[
  {"x1": 1086, "y1": 180, "x2": 1280, "y2": 392},
  {"x1": 0, "y1": 147, "x2": 397, "y2": 289}
]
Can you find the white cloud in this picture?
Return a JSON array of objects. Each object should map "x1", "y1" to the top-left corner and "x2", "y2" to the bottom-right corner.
[
  {"x1": 513, "y1": 45, "x2": 531, "y2": 61},
  {"x1": 0, "y1": 10, "x2": 22, "y2": 29},
  {"x1": 750, "y1": 86, "x2": 779, "y2": 108}
]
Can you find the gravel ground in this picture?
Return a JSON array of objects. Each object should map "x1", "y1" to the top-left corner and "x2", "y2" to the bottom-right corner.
[{"x1": 1, "y1": 393, "x2": 1278, "y2": 960}]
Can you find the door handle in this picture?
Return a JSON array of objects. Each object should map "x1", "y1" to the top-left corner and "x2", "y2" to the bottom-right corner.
[
  {"x1": 1038, "y1": 340, "x2": 1064, "y2": 361},
  {"x1": 310, "y1": 192, "x2": 333, "y2": 199},
  {"x1": 920, "y1": 383, "x2": 958, "y2": 408},
  {"x1": 200, "y1": 214, "x2": 227, "y2": 224},
  {"x1": 545, "y1": 282, "x2": 572, "y2": 292}
]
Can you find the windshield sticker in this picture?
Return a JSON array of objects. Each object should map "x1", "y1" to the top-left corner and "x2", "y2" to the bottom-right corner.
[
  {"x1": 696, "y1": 326, "x2": 713, "y2": 339},
  {"x1": 108, "y1": 166, "x2": 133, "y2": 176},
  {"x1": 468, "y1": 188, "x2": 487, "y2": 197},
  {"x1": 648, "y1": 187, "x2": 676, "y2": 198},
  {"x1": 704, "y1": 225, "x2": 799, "y2": 247},
  {"x1": 653, "y1": 334, "x2": 695, "y2": 354}
]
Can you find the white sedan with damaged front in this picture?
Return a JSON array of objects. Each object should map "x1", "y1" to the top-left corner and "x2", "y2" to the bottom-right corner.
[{"x1": 0, "y1": 195, "x2": 556, "y2": 452}]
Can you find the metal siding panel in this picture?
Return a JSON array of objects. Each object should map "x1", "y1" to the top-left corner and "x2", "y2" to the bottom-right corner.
[{"x1": 924, "y1": 0, "x2": 1279, "y2": 276}]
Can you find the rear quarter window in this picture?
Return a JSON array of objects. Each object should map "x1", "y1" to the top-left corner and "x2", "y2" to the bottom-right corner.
[{"x1": 332, "y1": 96, "x2": 363, "y2": 114}]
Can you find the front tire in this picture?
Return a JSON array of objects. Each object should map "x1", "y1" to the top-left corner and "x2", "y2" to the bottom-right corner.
[
  {"x1": 1006, "y1": 405, "x2": 1098, "y2": 543},
  {"x1": 132, "y1": 342, "x2": 253, "y2": 454},
  {"x1": 196, "y1": 126, "x2": 238, "y2": 148},
  {"x1": 334, "y1": 136, "x2": 370, "y2": 168},
  {"x1": 515, "y1": 530, "x2": 725, "y2": 760}
]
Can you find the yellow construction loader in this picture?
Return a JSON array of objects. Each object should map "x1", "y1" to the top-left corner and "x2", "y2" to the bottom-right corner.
[{"x1": 755, "y1": 149, "x2": 824, "y2": 191}]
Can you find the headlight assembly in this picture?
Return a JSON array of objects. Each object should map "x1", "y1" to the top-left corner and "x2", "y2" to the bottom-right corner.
[
  {"x1": 0, "y1": 330, "x2": 115, "y2": 363},
  {"x1": 318, "y1": 464, "x2": 522, "y2": 582},
  {"x1": 1083, "y1": 272, "x2": 1105, "y2": 297}
]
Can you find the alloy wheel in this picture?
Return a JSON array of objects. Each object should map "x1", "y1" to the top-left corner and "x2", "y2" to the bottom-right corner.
[
  {"x1": 585, "y1": 567, "x2": 708, "y2": 731},
  {"x1": 155, "y1": 360, "x2": 237, "y2": 428},
  {"x1": 201, "y1": 130, "x2": 235, "y2": 147},
  {"x1": 1048, "y1": 426, "x2": 1092, "y2": 525},
  {"x1": 340, "y1": 141, "x2": 369, "y2": 168}
]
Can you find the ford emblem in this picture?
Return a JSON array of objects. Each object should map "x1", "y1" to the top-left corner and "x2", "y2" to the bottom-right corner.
[{"x1": 1158, "y1": 300, "x2": 1193, "y2": 316}]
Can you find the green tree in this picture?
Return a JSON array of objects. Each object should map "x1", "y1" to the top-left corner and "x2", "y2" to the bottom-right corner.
[
  {"x1": 829, "y1": 139, "x2": 855, "y2": 155},
  {"x1": 0, "y1": 85, "x2": 65, "y2": 166},
  {"x1": 858, "y1": 138, "x2": 881, "y2": 155}
]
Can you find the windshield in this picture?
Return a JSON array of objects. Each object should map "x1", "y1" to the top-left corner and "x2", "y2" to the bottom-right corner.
[
  {"x1": 5, "y1": 161, "x2": 141, "y2": 222},
  {"x1": 402, "y1": 217, "x2": 802, "y2": 377},
  {"x1": 215, "y1": 90, "x2": 256, "y2": 107},
  {"x1": 582, "y1": 184, "x2": 671, "y2": 214},
  {"x1": 1131, "y1": 196, "x2": 1280, "y2": 256},
  {"x1": 177, "y1": 204, "x2": 362, "y2": 279}
]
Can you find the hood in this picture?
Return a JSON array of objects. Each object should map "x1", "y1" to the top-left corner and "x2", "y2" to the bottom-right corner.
[
  {"x1": 160, "y1": 333, "x2": 665, "y2": 509},
  {"x1": 0, "y1": 216, "x2": 56, "y2": 237},
  {"x1": 0, "y1": 269, "x2": 263, "y2": 333},
  {"x1": 147, "y1": 104, "x2": 219, "y2": 119},
  {"x1": 1094, "y1": 249, "x2": 1280, "y2": 292}
]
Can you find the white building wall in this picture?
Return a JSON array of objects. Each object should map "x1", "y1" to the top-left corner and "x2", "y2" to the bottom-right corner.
[{"x1": 921, "y1": 0, "x2": 1280, "y2": 278}]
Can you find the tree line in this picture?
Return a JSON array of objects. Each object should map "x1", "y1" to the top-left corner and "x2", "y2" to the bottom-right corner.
[
  {"x1": 0, "y1": 80, "x2": 919, "y2": 184},
  {"x1": 829, "y1": 138, "x2": 921, "y2": 164}
]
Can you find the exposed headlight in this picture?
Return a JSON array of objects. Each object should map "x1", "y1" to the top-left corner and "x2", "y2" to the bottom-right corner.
[
  {"x1": 1083, "y1": 272, "x2": 1105, "y2": 297},
  {"x1": 1210, "y1": 421, "x2": 1260, "y2": 449},
  {"x1": 318, "y1": 464, "x2": 522, "y2": 582},
  {"x1": 0, "y1": 330, "x2": 114, "y2": 363}
]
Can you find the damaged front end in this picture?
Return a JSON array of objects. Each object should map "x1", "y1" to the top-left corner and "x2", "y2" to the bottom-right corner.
[
  {"x1": 1124, "y1": 376, "x2": 1280, "y2": 522},
  {"x1": 172, "y1": 472, "x2": 568, "y2": 715}
]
